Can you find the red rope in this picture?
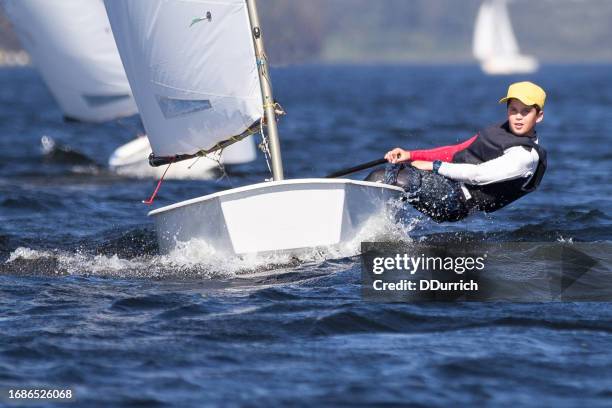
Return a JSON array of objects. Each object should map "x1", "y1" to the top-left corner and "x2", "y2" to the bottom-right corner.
[{"x1": 142, "y1": 160, "x2": 174, "y2": 205}]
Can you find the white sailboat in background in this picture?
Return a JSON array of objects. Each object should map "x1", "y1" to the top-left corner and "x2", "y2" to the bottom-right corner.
[
  {"x1": 104, "y1": 0, "x2": 403, "y2": 257},
  {"x1": 473, "y1": 0, "x2": 538, "y2": 75},
  {"x1": 3, "y1": 0, "x2": 137, "y2": 122},
  {"x1": 2, "y1": 0, "x2": 255, "y2": 179}
]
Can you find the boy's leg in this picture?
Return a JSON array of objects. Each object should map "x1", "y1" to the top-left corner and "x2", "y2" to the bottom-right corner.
[
  {"x1": 365, "y1": 165, "x2": 471, "y2": 222},
  {"x1": 364, "y1": 163, "x2": 405, "y2": 185},
  {"x1": 399, "y1": 167, "x2": 471, "y2": 222}
]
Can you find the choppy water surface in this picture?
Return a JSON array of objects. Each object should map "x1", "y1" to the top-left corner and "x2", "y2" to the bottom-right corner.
[{"x1": 1, "y1": 65, "x2": 611, "y2": 407}]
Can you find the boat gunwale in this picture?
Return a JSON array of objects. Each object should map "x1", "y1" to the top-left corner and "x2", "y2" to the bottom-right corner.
[{"x1": 148, "y1": 178, "x2": 404, "y2": 216}]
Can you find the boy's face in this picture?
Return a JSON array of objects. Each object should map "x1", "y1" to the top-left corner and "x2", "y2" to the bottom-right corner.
[{"x1": 507, "y1": 98, "x2": 544, "y2": 136}]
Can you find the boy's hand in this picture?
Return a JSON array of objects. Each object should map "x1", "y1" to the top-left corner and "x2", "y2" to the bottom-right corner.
[
  {"x1": 385, "y1": 148, "x2": 411, "y2": 164},
  {"x1": 410, "y1": 160, "x2": 434, "y2": 171}
]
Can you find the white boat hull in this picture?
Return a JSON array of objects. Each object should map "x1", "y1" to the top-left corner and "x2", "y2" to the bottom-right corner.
[
  {"x1": 148, "y1": 179, "x2": 404, "y2": 256},
  {"x1": 480, "y1": 55, "x2": 539, "y2": 75}
]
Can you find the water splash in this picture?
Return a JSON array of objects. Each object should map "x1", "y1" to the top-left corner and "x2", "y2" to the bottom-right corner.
[{"x1": 3, "y1": 203, "x2": 418, "y2": 280}]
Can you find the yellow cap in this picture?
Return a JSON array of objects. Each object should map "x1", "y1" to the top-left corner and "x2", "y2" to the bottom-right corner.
[{"x1": 499, "y1": 81, "x2": 546, "y2": 109}]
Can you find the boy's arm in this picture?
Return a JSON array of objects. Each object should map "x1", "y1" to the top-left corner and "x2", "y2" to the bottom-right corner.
[
  {"x1": 437, "y1": 147, "x2": 539, "y2": 185},
  {"x1": 409, "y1": 134, "x2": 478, "y2": 162}
]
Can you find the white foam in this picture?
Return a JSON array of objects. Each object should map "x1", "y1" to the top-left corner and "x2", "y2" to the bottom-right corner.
[
  {"x1": 157, "y1": 200, "x2": 418, "y2": 274},
  {"x1": 6, "y1": 247, "x2": 53, "y2": 262},
  {"x1": 4, "y1": 206, "x2": 418, "y2": 279}
]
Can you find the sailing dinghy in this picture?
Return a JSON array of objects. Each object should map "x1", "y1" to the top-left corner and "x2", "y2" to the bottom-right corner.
[
  {"x1": 473, "y1": 0, "x2": 538, "y2": 75},
  {"x1": 104, "y1": 0, "x2": 404, "y2": 256}
]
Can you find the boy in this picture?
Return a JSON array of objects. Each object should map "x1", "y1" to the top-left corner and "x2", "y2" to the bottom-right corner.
[{"x1": 366, "y1": 81, "x2": 547, "y2": 222}]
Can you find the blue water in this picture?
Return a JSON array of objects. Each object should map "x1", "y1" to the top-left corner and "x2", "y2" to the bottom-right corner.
[{"x1": 1, "y1": 65, "x2": 611, "y2": 407}]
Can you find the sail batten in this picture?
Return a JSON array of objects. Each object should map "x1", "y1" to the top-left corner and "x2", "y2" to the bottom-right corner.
[{"x1": 104, "y1": 0, "x2": 263, "y2": 157}]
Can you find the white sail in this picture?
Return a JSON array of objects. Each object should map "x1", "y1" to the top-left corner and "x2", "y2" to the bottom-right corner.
[
  {"x1": 473, "y1": 0, "x2": 520, "y2": 59},
  {"x1": 472, "y1": 0, "x2": 495, "y2": 60},
  {"x1": 472, "y1": 0, "x2": 538, "y2": 75},
  {"x1": 104, "y1": 0, "x2": 263, "y2": 158},
  {"x1": 2, "y1": 0, "x2": 137, "y2": 122},
  {"x1": 492, "y1": 0, "x2": 520, "y2": 57}
]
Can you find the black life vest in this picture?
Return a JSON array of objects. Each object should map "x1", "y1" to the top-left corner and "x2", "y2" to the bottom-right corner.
[{"x1": 452, "y1": 121, "x2": 547, "y2": 213}]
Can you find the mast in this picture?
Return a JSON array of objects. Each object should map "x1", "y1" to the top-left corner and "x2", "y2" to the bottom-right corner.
[{"x1": 245, "y1": 0, "x2": 284, "y2": 181}]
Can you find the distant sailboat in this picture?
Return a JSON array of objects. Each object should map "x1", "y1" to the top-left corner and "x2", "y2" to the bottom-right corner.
[
  {"x1": 2, "y1": 0, "x2": 255, "y2": 179},
  {"x1": 104, "y1": 0, "x2": 403, "y2": 256},
  {"x1": 3, "y1": 0, "x2": 137, "y2": 122},
  {"x1": 473, "y1": 0, "x2": 538, "y2": 75}
]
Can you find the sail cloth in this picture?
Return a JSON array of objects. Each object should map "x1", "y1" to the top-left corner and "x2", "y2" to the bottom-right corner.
[
  {"x1": 472, "y1": 0, "x2": 495, "y2": 60},
  {"x1": 104, "y1": 0, "x2": 263, "y2": 158},
  {"x1": 2, "y1": 0, "x2": 137, "y2": 122},
  {"x1": 472, "y1": 0, "x2": 520, "y2": 60}
]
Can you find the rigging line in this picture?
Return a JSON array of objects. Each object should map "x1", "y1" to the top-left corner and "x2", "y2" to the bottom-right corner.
[
  {"x1": 185, "y1": 143, "x2": 229, "y2": 185},
  {"x1": 262, "y1": 52, "x2": 275, "y2": 93},
  {"x1": 187, "y1": 155, "x2": 202, "y2": 169},
  {"x1": 210, "y1": 148, "x2": 229, "y2": 183},
  {"x1": 197, "y1": 126, "x2": 260, "y2": 155},
  {"x1": 209, "y1": 148, "x2": 230, "y2": 185},
  {"x1": 149, "y1": 122, "x2": 261, "y2": 167},
  {"x1": 256, "y1": 51, "x2": 274, "y2": 94},
  {"x1": 259, "y1": 117, "x2": 272, "y2": 177},
  {"x1": 142, "y1": 159, "x2": 174, "y2": 206}
]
